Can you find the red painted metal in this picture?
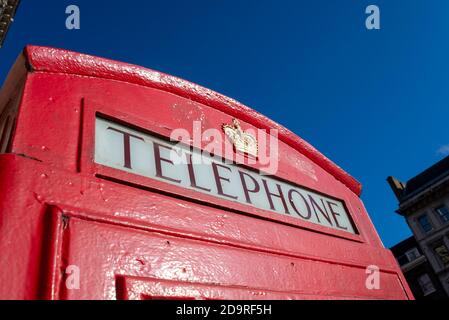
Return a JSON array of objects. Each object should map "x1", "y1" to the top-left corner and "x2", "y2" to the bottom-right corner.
[{"x1": 0, "y1": 46, "x2": 412, "y2": 300}]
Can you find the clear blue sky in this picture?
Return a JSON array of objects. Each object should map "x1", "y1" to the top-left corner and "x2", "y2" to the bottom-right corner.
[{"x1": 1, "y1": 0, "x2": 448, "y2": 247}]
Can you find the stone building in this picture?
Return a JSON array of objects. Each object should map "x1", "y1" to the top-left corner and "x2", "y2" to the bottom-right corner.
[
  {"x1": 390, "y1": 236, "x2": 448, "y2": 299},
  {"x1": 388, "y1": 156, "x2": 449, "y2": 298},
  {"x1": 0, "y1": 0, "x2": 21, "y2": 48}
]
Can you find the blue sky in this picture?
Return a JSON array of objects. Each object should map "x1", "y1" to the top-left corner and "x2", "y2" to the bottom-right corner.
[{"x1": 1, "y1": 0, "x2": 448, "y2": 247}]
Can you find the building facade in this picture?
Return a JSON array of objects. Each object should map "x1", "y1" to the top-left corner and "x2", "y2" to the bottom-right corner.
[
  {"x1": 388, "y1": 156, "x2": 449, "y2": 298},
  {"x1": 390, "y1": 236, "x2": 448, "y2": 299},
  {"x1": 0, "y1": 0, "x2": 20, "y2": 48}
]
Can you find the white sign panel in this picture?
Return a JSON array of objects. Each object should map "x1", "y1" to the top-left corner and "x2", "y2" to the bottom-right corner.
[{"x1": 95, "y1": 117, "x2": 356, "y2": 234}]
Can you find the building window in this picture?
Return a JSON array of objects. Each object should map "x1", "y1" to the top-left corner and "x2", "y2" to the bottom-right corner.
[
  {"x1": 417, "y1": 274, "x2": 436, "y2": 296},
  {"x1": 405, "y1": 247, "x2": 421, "y2": 262},
  {"x1": 417, "y1": 214, "x2": 433, "y2": 233},
  {"x1": 433, "y1": 242, "x2": 449, "y2": 268},
  {"x1": 397, "y1": 255, "x2": 409, "y2": 266},
  {"x1": 435, "y1": 205, "x2": 449, "y2": 224}
]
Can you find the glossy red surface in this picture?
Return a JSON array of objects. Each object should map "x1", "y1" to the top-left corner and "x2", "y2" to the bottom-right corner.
[{"x1": 0, "y1": 46, "x2": 412, "y2": 300}]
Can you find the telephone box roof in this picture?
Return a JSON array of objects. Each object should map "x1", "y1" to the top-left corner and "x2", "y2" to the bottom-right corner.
[{"x1": 11, "y1": 45, "x2": 362, "y2": 196}]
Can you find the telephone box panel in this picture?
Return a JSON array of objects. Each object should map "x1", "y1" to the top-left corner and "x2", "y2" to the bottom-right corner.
[{"x1": 0, "y1": 46, "x2": 413, "y2": 300}]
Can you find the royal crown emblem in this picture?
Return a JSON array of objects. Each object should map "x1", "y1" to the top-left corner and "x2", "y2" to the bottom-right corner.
[{"x1": 222, "y1": 119, "x2": 258, "y2": 157}]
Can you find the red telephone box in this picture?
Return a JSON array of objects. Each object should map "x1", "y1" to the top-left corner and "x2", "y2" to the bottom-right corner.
[{"x1": 0, "y1": 46, "x2": 412, "y2": 300}]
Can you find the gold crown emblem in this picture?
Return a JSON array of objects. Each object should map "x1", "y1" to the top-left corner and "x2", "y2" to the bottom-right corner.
[{"x1": 222, "y1": 119, "x2": 258, "y2": 158}]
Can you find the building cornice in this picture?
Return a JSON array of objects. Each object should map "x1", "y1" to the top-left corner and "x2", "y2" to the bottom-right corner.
[{"x1": 397, "y1": 175, "x2": 449, "y2": 215}]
